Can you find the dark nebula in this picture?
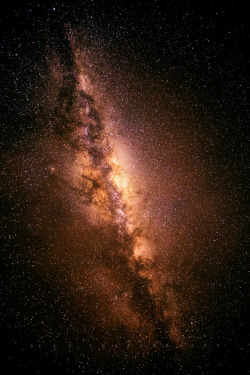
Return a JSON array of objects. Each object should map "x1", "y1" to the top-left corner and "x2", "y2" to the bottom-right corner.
[{"x1": 0, "y1": 1, "x2": 249, "y2": 374}]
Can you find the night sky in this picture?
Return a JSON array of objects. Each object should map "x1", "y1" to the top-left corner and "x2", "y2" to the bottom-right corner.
[{"x1": 0, "y1": 1, "x2": 249, "y2": 374}]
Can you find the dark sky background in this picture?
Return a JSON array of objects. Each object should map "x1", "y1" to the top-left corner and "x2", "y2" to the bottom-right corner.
[{"x1": 0, "y1": 1, "x2": 249, "y2": 374}]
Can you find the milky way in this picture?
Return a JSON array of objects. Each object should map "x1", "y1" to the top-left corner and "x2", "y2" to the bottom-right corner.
[{"x1": 1, "y1": 2, "x2": 249, "y2": 374}]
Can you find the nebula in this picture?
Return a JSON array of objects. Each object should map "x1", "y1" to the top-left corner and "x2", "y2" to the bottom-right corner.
[{"x1": 43, "y1": 35, "x2": 185, "y2": 351}]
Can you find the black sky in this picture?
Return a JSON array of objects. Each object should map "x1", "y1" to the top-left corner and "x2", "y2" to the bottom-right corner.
[{"x1": 0, "y1": 1, "x2": 249, "y2": 374}]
